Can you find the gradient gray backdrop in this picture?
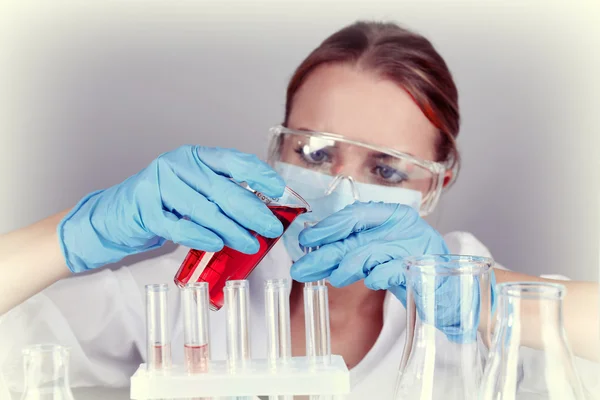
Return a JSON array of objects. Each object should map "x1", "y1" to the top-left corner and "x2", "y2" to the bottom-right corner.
[{"x1": 1, "y1": 0, "x2": 599, "y2": 282}]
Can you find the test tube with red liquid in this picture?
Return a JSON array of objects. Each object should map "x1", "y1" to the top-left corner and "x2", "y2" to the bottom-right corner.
[
  {"x1": 174, "y1": 186, "x2": 310, "y2": 311},
  {"x1": 145, "y1": 284, "x2": 172, "y2": 371},
  {"x1": 181, "y1": 282, "x2": 211, "y2": 374}
]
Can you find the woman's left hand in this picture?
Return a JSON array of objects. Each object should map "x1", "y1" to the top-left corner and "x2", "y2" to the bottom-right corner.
[
  {"x1": 291, "y1": 201, "x2": 492, "y2": 344},
  {"x1": 291, "y1": 201, "x2": 448, "y2": 304}
]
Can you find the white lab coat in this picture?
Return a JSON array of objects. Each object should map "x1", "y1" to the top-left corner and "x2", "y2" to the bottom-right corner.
[{"x1": 0, "y1": 231, "x2": 597, "y2": 398}]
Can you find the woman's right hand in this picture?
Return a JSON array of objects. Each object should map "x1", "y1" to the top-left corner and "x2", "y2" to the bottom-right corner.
[{"x1": 58, "y1": 145, "x2": 286, "y2": 273}]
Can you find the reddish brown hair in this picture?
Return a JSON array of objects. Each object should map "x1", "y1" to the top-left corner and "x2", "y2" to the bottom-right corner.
[{"x1": 284, "y1": 21, "x2": 461, "y2": 182}]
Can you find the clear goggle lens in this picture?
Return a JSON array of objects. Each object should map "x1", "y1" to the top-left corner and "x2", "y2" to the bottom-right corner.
[{"x1": 267, "y1": 125, "x2": 447, "y2": 215}]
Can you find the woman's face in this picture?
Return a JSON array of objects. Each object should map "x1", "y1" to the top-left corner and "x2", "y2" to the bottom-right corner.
[{"x1": 280, "y1": 63, "x2": 446, "y2": 194}]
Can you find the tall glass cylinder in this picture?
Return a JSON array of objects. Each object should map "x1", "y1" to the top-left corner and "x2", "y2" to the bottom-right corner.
[
  {"x1": 265, "y1": 278, "x2": 292, "y2": 368},
  {"x1": 479, "y1": 282, "x2": 586, "y2": 399},
  {"x1": 265, "y1": 279, "x2": 292, "y2": 400},
  {"x1": 20, "y1": 344, "x2": 75, "y2": 400},
  {"x1": 395, "y1": 255, "x2": 494, "y2": 400},
  {"x1": 225, "y1": 280, "x2": 251, "y2": 371},
  {"x1": 182, "y1": 282, "x2": 211, "y2": 374},
  {"x1": 304, "y1": 282, "x2": 331, "y2": 366},
  {"x1": 146, "y1": 283, "x2": 172, "y2": 371}
]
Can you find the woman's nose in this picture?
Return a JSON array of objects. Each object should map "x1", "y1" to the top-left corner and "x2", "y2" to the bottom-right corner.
[{"x1": 330, "y1": 159, "x2": 363, "y2": 179}]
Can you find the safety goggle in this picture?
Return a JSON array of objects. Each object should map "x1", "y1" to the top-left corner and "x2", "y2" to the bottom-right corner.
[{"x1": 267, "y1": 125, "x2": 447, "y2": 215}]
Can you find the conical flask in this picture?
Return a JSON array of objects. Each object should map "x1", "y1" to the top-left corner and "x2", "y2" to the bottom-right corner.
[
  {"x1": 0, "y1": 371, "x2": 11, "y2": 400},
  {"x1": 20, "y1": 345, "x2": 75, "y2": 400},
  {"x1": 395, "y1": 255, "x2": 495, "y2": 400},
  {"x1": 479, "y1": 282, "x2": 587, "y2": 400}
]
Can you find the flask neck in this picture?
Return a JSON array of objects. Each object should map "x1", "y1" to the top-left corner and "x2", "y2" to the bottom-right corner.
[
  {"x1": 21, "y1": 345, "x2": 71, "y2": 395},
  {"x1": 495, "y1": 283, "x2": 568, "y2": 350}
]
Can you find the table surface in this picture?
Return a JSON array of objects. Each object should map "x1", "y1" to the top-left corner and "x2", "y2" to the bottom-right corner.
[
  {"x1": 73, "y1": 387, "x2": 131, "y2": 399},
  {"x1": 8, "y1": 388, "x2": 265, "y2": 399},
  {"x1": 8, "y1": 387, "x2": 130, "y2": 400}
]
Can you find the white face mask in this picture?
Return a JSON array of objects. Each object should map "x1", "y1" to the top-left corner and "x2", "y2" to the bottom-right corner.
[{"x1": 275, "y1": 162, "x2": 422, "y2": 262}]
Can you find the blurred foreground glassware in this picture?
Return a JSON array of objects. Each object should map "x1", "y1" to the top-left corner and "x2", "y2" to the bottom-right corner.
[
  {"x1": 0, "y1": 370, "x2": 11, "y2": 400},
  {"x1": 20, "y1": 344, "x2": 75, "y2": 400},
  {"x1": 479, "y1": 282, "x2": 586, "y2": 400},
  {"x1": 394, "y1": 255, "x2": 494, "y2": 400}
]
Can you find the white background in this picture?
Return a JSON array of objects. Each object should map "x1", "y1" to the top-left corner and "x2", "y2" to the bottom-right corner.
[{"x1": 0, "y1": 0, "x2": 598, "y2": 281}]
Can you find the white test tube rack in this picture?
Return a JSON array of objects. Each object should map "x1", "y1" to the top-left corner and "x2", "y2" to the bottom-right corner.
[{"x1": 130, "y1": 279, "x2": 350, "y2": 399}]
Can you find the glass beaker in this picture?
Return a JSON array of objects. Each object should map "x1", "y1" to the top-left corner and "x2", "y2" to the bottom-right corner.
[
  {"x1": 19, "y1": 345, "x2": 75, "y2": 400},
  {"x1": 479, "y1": 282, "x2": 586, "y2": 400},
  {"x1": 395, "y1": 255, "x2": 495, "y2": 400},
  {"x1": 174, "y1": 186, "x2": 310, "y2": 311}
]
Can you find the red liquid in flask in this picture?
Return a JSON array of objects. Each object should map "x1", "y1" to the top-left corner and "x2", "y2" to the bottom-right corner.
[{"x1": 174, "y1": 204, "x2": 308, "y2": 310}]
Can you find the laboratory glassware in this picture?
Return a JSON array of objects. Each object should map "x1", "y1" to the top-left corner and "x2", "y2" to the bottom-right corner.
[
  {"x1": 0, "y1": 372, "x2": 10, "y2": 400},
  {"x1": 265, "y1": 278, "x2": 292, "y2": 369},
  {"x1": 181, "y1": 282, "x2": 211, "y2": 374},
  {"x1": 146, "y1": 284, "x2": 172, "y2": 371},
  {"x1": 20, "y1": 344, "x2": 75, "y2": 400},
  {"x1": 395, "y1": 255, "x2": 495, "y2": 400},
  {"x1": 175, "y1": 186, "x2": 310, "y2": 311},
  {"x1": 129, "y1": 277, "x2": 351, "y2": 399},
  {"x1": 265, "y1": 278, "x2": 293, "y2": 400},
  {"x1": 225, "y1": 280, "x2": 252, "y2": 400},
  {"x1": 479, "y1": 282, "x2": 586, "y2": 400},
  {"x1": 225, "y1": 280, "x2": 251, "y2": 372},
  {"x1": 304, "y1": 282, "x2": 331, "y2": 367}
]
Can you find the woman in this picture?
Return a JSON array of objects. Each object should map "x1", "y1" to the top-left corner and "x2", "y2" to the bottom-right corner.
[{"x1": 1, "y1": 21, "x2": 598, "y2": 397}]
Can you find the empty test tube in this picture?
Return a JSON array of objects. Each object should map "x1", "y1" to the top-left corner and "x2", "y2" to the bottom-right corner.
[
  {"x1": 182, "y1": 282, "x2": 211, "y2": 374},
  {"x1": 265, "y1": 278, "x2": 292, "y2": 368},
  {"x1": 265, "y1": 279, "x2": 293, "y2": 400},
  {"x1": 302, "y1": 221, "x2": 331, "y2": 366},
  {"x1": 146, "y1": 284, "x2": 172, "y2": 370},
  {"x1": 304, "y1": 282, "x2": 331, "y2": 365},
  {"x1": 225, "y1": 280, "x2": 251, "y2": 371}
]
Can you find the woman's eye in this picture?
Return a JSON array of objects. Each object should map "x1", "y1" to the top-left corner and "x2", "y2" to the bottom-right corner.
[
  {"x1": 295, "y1": 146, "x2": 331, "y2": 165},
  {"x1": 374, "y1": 165, "x2": 409, "y2": 184}
]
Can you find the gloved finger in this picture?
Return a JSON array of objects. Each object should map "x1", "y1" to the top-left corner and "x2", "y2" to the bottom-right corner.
[
  {"x1": 195, "y1": 146, "x2": 286, "y2": 198},
  {"x1": 169, "y1": 147, "x2": 284, "y2": 239},
  {"x1": 206, "y1": 178, "x2": 284, "y2": 239},
  {"x1": 365, "y1": 259, "x2": 408, "y2": 307},
  {"x1": 388, "y1": 285, "x2": 408, "y2": 308},
  {"x1": 290, "y1": 241, "x2": 349, "y2": 282},
  {"x1": 160, "y1": 177, "x2": 261, "y2": 254},
  {"x1": 299, "y1": 202, "x2": 416, "y2": 248},
  {"x1": 290, "y1": 266, "x2": 334, "y2": 283},
  {"x1": 292, "y1": 205, "x2": 428, "y2": 284},
  {"x1": 328, "y1": 241, "x2": 408, "y2": 287},
  {"x1": 154, "y1": 211, "x2": 224, "y2": 251},
  {"x1": 363, "y1": 259, "x2": 407, "y2": 290}
]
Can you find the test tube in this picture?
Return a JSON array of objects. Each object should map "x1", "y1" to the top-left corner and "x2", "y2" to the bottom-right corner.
[
  {"x1": 302, "y1": 221, "x2": 326, "y2": 287},
  {"x1": 146, "y1": 284, "x2": 172, "y2": 371},
  {"x1": 265, "y1": 278, "x2": 292, "y2": 368},
  {"x1": 182, "y1": 282, "x2": 211, "y2": 374},
  {"x1": 265, "y1": 279, "x2": 293, "y2": 400},
  {"x1": 225, "y1": 280, "x2": 251, "y2": 371},
  {"x1": 303, "y1": 282, "x2": 331, "y2": 365}
]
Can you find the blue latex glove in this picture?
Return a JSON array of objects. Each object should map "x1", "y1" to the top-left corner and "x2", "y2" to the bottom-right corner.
[
  {"x1": 291, "y1": 201, "x2": 494, "y2": 343},
  {"x1": 58, "y1": 146, "x2": 286, "y2": 273}
]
